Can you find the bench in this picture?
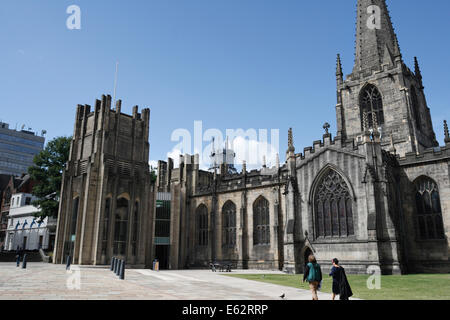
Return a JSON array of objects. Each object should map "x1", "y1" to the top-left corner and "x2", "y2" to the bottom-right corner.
[{"x1": 210, "y1": 262, "x2": 232, "y2": 272}]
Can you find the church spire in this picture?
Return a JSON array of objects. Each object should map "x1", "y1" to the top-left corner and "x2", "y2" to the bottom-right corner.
[
  {"x1": 353, "y1": 0, "x2": 402, "y2": 73},
  {"x1": 393, "y1": 33, "x2": 402, "y2": 58},
  {"x1": 286, "y1": 128, "x2": 295, "y2": 159},
  {"x1": 444, "y1": 120, "x2": 450, "y2": 145},
  {"x1": 288, "y1": 128, "x2": 294, "y2": 152},
  {"x1": 414, "y1": 57, "x2": 424, "y2": 89},
  {"x1": 336, "y1": 54, "x2": 343, "y2": 84}
]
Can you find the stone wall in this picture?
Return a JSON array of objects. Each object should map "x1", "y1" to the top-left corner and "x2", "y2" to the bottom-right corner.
[{"x1": 398, "y1": 146, "x2": 450, "y2": 273}]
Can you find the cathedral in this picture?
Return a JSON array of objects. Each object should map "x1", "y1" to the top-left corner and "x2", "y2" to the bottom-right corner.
[{"x1": 54, "y1": 0, "x2": 449, "y2": 274}]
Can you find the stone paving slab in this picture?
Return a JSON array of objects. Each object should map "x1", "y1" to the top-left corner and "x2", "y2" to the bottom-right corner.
[{"x1": 0, "y1": 262, "x2": 350, "y2": 300}]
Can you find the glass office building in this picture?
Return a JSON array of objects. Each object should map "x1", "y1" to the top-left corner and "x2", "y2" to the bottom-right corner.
[{"x1": 0, "y1": 122, "x2": 45, "y2": 176}]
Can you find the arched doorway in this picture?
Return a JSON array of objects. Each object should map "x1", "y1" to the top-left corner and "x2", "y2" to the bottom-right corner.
[{"x1": 303, "y1": 247, "x2": 313, "y2": 267}]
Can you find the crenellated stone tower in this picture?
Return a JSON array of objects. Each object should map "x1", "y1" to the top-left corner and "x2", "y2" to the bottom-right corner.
[
  {"x1": 336, "y1": 0, "x2": 438, "y2": 156},
  {"x1": 53, "y1": 95, "x2": 154, "y2": 267}
]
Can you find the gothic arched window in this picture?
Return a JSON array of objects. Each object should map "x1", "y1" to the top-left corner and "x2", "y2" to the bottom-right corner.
[
  {"x1": 314, "y1": 169, "x2": 354, "y2": 238},
  {"x1": 196, "y1": 204, "x2": 209, "y2": 247},
  {"x1": 70, "y1": 197, "x2": 80, "y2": 238},
  {"x1": 132, "y1": 201, "x2": 139, "y2": 256},
  {"x1": 113, "y1": 197, "x2": 129, "y2": 255},
  {"x1": 222, "y1": 201, "x2": 236, "y2": 247},
  {"x1": 414, "y1": 177, "x2": 445, "y2": 240},
  {"x1": 101, "y1": 198, "x2": 111, "y2": 255},
  {"x1": 410, "y1": 86, "x2": 422, "y2": 129},
  {"x1": 253, "y1": 196, "x2": 270, "y2": 245},
  {"x1": 360, "y1": 84, "x2": 384, "y2": 130}
]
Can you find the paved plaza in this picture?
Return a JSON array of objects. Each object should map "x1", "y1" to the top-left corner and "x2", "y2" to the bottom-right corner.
[{"x1": 0, "y1": 262, "x2": 341, "y2": 300}]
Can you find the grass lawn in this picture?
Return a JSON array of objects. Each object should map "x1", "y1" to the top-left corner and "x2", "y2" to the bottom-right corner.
[{"x1": 223, "y1": 273, "x2": 450, "y2": 300}]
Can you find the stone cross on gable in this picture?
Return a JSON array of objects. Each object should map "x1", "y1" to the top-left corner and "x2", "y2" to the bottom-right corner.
[{"x1": 323, "y1": 122, "x2": 330, "y2": 135}]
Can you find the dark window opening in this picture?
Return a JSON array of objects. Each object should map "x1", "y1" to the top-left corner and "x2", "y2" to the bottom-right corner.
[
  {"x1": 414, "y1": 177, "x2": 445, "y2": 240},
  {"x1": 113, "y1": 197, "x2": 129, "y2": 256},
  {"x1": 132, "y1": 202, "x2": 139, "y2": 256},
  {"x1": 314, "y1": 169, "x2": 354, "y2": 238},
  {"x1": 253, "y1": 196, "x2": 270, "y2": 245},
  {"x1": 222, "y1": 201, "x2": 236, "y2": 248},
  {"x1": 101, "y1": 198, "x2": 111, "y2": 255},
  {"x1": 360, "y1": 84, "x2": 384, "y2": 130},
  {"x1": 196, "y1": 205, "x2": 209, "y2": 247}
]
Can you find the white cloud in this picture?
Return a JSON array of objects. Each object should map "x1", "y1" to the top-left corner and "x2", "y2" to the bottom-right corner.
[
  {"x1": 149, "y1": 160, "x2": 158, "y2": 169},
  {"x1": 167, "y1": 148, "x2": 182, "y2": 168},
  {"x1": 166, "y1": 136, "x2": 281, "y2": 172},
  {"x1": 231, "y1": 136, "x2": 280, "y2": 170},
  {"x1": 166, "y1": 147, "x2": 210, "y2": 171}
]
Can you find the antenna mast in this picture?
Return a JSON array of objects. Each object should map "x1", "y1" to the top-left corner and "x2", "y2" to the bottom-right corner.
[{"x1": 210, "y1": 137, "x2": 218, "y2": 172}]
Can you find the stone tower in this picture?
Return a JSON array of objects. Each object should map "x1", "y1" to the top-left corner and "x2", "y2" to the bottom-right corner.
[
  {"x1": 53, "y1": 95, "x2": 153, "y2": 267},
  {"x1": 335, "y1": 0, "x2": 438, "y2": 156}
]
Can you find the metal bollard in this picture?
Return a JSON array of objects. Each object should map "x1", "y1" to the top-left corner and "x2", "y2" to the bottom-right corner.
[
  {"x1": 116, "y1": 259, "x2": 121, "y2": 276},
  {"x1": 110, "y1": 257, "x2": 115, "y2": 271},
  {"x1": 66, "y1": 255, "x2": 72, "y2": 270},
  {"x1": 114, "y1": 259, "x2": 119, "y2": 275},
  {"x1": 16, "y1": 254, "x2": 20, "y2": 267},
  {"x1": 22, "y1": 254, "x2": 27, "y2": 269},
  {"x1": 119, "y1": 260, "x2": 125, "y2": 280}
]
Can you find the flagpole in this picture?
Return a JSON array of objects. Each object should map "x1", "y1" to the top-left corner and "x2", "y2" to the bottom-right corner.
[{"x1": 113, "y1": 61, "x2": 119, "y2": 108}]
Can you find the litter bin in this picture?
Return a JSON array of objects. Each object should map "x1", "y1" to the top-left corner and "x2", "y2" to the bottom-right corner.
[{"x1": 153, "y1": 259, "x2": 159, "y2": 271}]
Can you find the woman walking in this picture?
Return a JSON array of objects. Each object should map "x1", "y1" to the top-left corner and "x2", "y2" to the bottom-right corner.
[
  {"x1": 329, "y1": 258, "x2": 353, "y2": 300},
  {"x1": 329, "y1": 258, "x2": 342, "y2": 300},
  {"x1": 303, "y1": 255, "x2": 322, "y2": 300}
]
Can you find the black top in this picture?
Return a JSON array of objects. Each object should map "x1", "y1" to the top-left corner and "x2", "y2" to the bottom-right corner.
[
  {"x1": 329, "y1": 266, "x2": 343, "y2": 283},
  {"x1": 339, "y1": 267, "x2": 353, "y2": 300}
]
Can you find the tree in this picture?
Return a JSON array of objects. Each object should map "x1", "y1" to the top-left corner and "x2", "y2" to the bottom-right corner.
[
  {"x1": 28, "y1": 136, "x2": 71, "y2": 220},
  {"x1": 150, "y1": 166, "x2": 157, "y2": 184}
]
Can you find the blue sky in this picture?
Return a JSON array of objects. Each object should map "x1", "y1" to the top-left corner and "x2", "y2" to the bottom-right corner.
[{"x1": 1, "y1": 0, "x2": 449, "y2": 168}]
